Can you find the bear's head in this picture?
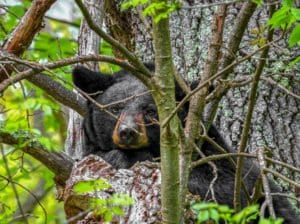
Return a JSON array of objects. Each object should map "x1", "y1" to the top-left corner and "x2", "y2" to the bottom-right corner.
[{"x1": 73, "y1": 65, "x2": 163, "y2": 168}]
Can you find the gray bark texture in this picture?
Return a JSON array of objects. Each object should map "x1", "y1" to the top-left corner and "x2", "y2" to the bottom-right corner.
[
  {"x1": 125, "y1": 1, "x2": 300, "y2": 189},
  {"x1": 65, "y1": 0, "x2": 103, "y2": 160},
  {"x1": 63, "y1": 155, "x2": 162, "y2": 224}
]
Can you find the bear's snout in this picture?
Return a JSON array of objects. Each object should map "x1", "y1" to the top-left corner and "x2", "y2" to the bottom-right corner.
[
  {"x1": 112, "y1": 112, "x2": 149, "y2": 149},
  {"x1": 119, "y1": 117, "x2": 139, "y2": 144}
]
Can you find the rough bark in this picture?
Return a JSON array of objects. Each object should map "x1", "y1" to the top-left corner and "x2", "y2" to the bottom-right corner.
[
  {"x1": 125, "y1": 1, "x2": 300, "y2": 187},
  {"x1": 64, "y1": 0, "x2": 103, "y2": 160},
  {"x1": 63, "y1": 155, "x2": 162, "y2": 224},
  {"x1": 104, "y1": 0, "x2": 135, "y2": 57}
]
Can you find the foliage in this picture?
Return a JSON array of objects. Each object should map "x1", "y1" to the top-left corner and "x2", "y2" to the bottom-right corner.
[
  {"x1": 0, "y1": 0, "x2": 31, "y2": 43},
  {"x1": 0, "y1": 147, "x2": 61, "y2": 224},
  {"x1": 0, "y1": 1, "x2": 78, "y2": 223},
  {"x1": 267, "y1": 0, "x2": 300, "y2": 65},
  {"x1": 0, "y1": 0, "x2": 123, "y2": 221},
  {"x1": 268, "y1": 0, "x2": 300, "y2": 47},
  {"x1": 121, "y1": 0, "x2": 181, "y2": 23},
  {"x1": 73, "y1": 179, "x2": 134, "y2": 222},
  {"x1": 1, "y1": 0, "x2": 300, "y2": 223},
  {"x1": 192, "y1": 202, "x2": 284, "y2": 224}
]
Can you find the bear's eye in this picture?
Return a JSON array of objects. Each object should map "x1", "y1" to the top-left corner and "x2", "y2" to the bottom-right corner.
[
  {"x1": 147, "y1": 109, "x2": 155, "y2": 117},
  {"x1": 110, "y1": 106, "x2": 120, "y2": 114},
  {"x1": 145, "y1": 106, "x2": 156, "y2": 117}
]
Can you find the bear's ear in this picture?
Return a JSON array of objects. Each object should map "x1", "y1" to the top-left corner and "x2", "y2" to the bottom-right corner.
[{"x1": 72, "y1": 66, "x2": 115, "y2": 94}]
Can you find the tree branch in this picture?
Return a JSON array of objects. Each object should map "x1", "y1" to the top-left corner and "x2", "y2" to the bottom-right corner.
[
  {"x1": 162, "y1": 39, "x2": 277, "y2": 128},
  {"x1": 0, "y1": 54, "x2": 137, "y2": 94},
  {"x1": 74, "y1": 0, "x2": 152, "y2": 82},
  {"x1": 234, "y1": 3, "x2": 275, "y2": 211},
  {"x1": 257, "y1": 147, "x2": 276, "y2": 218},
  {"x1": 181, "y1": 4, "x2": 227, "y2": 214},
  {"x1": 0, "y1": 0, "x2": 57, "y2": 82},
  {"x1": 28, "y1": 73, "x2": 87, "y2": 116},
  {"x1": 265, "y1": 168, "x2": 300, "y2": 189},
  {"x1": 0, "y1": 131, "x2": 74, "y2": 185},
  {"x1": 205, "y1": 0, "x2": 257, "y2": 127}
]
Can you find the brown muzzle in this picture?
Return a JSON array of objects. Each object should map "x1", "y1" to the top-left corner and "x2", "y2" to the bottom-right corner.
[{"x1": 112, "y1": 112, "x2": 149, "y2": 149}]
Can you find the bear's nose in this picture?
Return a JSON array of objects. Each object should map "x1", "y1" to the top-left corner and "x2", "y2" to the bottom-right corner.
[{"x1": 119, "y1": 124, "x2": 138, "y2": 144}]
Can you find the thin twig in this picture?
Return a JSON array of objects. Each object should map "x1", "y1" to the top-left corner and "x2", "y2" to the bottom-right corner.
[
  {"x1": 264, "y1": 168, "x2": 300, "y2": 189},
  {"x1": 191, "y1": 152, "x2": 256, "y2": 168},
  {"x1": 194, "y1": 143, "x2": 218, "y2": 202},
  {"x1": 265, "y1": 157, "x2": 300, "y2": 174},
  {"x1": 0, "y1": 174, "x2": 48, "y2": 224},
  {"x1": 270, "y1": 193, "x2": 300, "y2": 203},
  {"x1": 0, "y1": 145, "x2": 29, "y2": 224},
  {"x1": 181, "y1": 0, "x2": 241, "y2": 9},
  {"x1": 261, "y1": 77, "x2": 300, "y2": 101},
  {"x1": 257, "y1": 147, "x2": 276, "y2": 218},
  {"x1": 0, "y1": 54, "x2": 137, "y2": 94},
  {"x1": 233, "y1": 3, "x2": 275, "y2": 210},
  {"x1": 161, "y1": 37, "x2": 279, "y2": 128}
]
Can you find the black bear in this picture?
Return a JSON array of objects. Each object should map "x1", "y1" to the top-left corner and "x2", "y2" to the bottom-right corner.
[{"x1": 73, "y1": 65, "x2": 299, "y2": 223}]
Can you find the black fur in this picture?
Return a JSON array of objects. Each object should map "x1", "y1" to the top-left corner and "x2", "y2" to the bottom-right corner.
[{"x1": 73, "y1": 65, "x2": 299, "y2": 223}]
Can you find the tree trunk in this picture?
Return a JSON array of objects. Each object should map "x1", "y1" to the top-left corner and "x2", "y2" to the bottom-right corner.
[
  {"x1": 64, "y1": 0, "x2": 103, "y2": 160},
  {"x1": 118, "y1": 1, "x2": 300, "y2": 186}
]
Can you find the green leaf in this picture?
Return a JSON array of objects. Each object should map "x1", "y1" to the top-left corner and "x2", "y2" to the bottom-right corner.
[
  {"x1": 259, "y1": 217, "x2": 284, "y2": 224},
  {"x1": 288, "y1": 56, "x2": 300, "y2": 67},
  {"x1": 73, "y1": 181, "x2": 95, "y2": 194},
  {"x1": 95, "y1": 206, "x2": 108, "y2": 215},
  {"x1": 108, "y1": 194, "x2": 134, "y2": 206},
  {"x1": 121, "y1": 0, "x2": 149, "y2": 11},
  {"x1": 192, "y1": 202, "x2": 210, "y2": 210},
  {"x1": 197, "y1": 210, "x2": 210, "y2": 223},
  {"x1": 283, "y1": 0, "x2": 295, "y2": 7},
  {"x1": 209, "y1": 208, "x2": 220, "y2": 222},
  {"x1": 111, "y1": 206, "x2": 125, "y2": 216},
  {"x1": 252, "y1": 0, "x2": 263, "y2": 6},
  {"x1": 267, "y1": 6, "x2": 290, "y2": 29},
  {"x1": 104, "y1": 210, "x2": 113, "y2": 222},
  {"x1": 291, "y1": 8, "x2": 300, "y2": 19},
  {"x1": 289, "y1": 24, "x2": 300, "y2": 47}
]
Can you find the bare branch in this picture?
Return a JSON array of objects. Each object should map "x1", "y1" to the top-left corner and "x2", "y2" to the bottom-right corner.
[
  {"x1": 0, "y1": 0, "x2": 57, "y2": 82},
  {"x1": 192, "y1": 152, "x2": 256, "y2": 168},
  {"x1": 261, "y1": 77, "x2": 300, "y2": 101},
  {"x1": 162, "y1": 38, "x2": 277, "y2": 128},
  {"x1": 182, "y1": 0, "x2": 242, "y2": 9},
  {"x1": 45, "y1": 15, "x2": 80, "y2": 27},
  {"x1": 234, "y1": 3, "x2": 275, "y2": 210},
  {"x1": 265, "y1": 168, "x2": 300, "y2": 189},
  {"x1": 28, "y1": 73, "x2": 88, "y2": 116},
  {"x1": 257, "y1": 147, "x2": 276, "y2": 218},
  {"x1": 0, "y1": 131, "x2": 74, "y2": 185},
  {"x1": 205, "y1": 0, "x2": 258, "y2": 127},
  {"x1": 0, "y1": 54, "x2": 137, "y2": 94},
  {"x1": 265, "y1": 157, "x2": 300, "y2": 174}
]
